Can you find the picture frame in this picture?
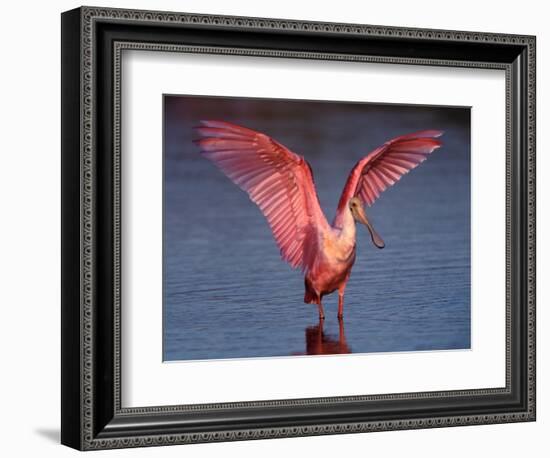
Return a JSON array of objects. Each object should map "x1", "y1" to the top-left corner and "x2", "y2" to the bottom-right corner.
[{"x1": 61, "y1": 5, "x2": 536, "y2": 450}]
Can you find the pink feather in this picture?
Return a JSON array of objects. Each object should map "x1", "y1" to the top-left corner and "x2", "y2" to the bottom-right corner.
[{"x1": 195, "y1": 120, "x2": 330, "y2": 270}]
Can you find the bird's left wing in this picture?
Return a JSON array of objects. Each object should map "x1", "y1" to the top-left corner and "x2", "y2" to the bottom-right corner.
[
  {"x1": 334, "y1": 130, "x2": 443, "y2": 226},
  {"x1": 194, "y1": 120, "x2": 330, "y2": 270}
]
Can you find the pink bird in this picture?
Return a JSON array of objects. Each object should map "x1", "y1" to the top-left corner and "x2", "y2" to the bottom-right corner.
[{"x1": 195, "y1": 120, "x2": 442, "y2": 320}]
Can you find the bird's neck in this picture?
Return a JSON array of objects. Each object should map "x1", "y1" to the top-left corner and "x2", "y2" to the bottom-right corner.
[{"x1": 334, "y1": 207, "x2": 356, "y2": 242}]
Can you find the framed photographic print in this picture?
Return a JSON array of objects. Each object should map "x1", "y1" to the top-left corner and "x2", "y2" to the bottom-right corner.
[{"x1": 61, "y1": 6, "x2": 536, "y2": 450}]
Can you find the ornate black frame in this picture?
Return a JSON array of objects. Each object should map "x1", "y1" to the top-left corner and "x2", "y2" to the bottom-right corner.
[{"x1": 61, "y1": 6, "x2": 536, "y2": 450}]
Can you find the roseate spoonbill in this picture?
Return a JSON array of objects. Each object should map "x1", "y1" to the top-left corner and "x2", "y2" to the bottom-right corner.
[{"x1": 195, "y1": 120, "x2": 442, "y2": 320}]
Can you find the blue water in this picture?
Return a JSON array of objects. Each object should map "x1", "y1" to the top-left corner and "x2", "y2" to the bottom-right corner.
[{"x1": 163, "y1": 96, "x2": 470, "y2": 361}]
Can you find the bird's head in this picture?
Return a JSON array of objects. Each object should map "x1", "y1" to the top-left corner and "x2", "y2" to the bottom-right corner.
[{"x1": 349, "y1": 197, "x2": 385, "y2": 249}]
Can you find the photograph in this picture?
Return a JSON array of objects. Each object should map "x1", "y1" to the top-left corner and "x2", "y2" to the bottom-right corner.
[
  {"x1": 163, "y1": 95, "x2": 471, "y2": 361},
  {"x1": 55, "y1": 2, "x2": 537, "y2": 452}
]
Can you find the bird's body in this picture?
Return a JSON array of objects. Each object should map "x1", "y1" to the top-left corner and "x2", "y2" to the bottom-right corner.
[
  {"x1": 304, "y1": 213, "x2": 356, "y2": 318},
  {"x1": 194, "y1": 120, "x2": 442, "y2": 319}
]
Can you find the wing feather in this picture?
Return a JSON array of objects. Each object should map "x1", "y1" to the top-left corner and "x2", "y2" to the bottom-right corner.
[
  {"x1": 334, "y1": 130, "x2": 443, "y2": 226},
  {"x1": 195, "y1": 120, "x2": 329, "y2": 270}
]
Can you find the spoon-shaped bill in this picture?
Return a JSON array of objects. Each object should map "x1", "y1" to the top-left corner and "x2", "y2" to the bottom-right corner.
[{"x1": 353, "y1": 205, "x2": 385, "y2": 249}]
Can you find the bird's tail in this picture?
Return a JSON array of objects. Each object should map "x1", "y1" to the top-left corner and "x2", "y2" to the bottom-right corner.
[{"x1": 304, "y1": 279, "x2": 317, "y2": 304}]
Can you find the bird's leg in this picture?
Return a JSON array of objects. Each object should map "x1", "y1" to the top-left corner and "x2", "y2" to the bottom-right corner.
[
  {"x1": 337, "y1": 282, "x2": 347, "y2": 320},
  {"x1": 316, "y1": 298, "x2": 325, "y2": 320}
]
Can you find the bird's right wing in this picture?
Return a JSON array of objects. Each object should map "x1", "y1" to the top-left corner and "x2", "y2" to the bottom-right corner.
[{"x1": 195, "y1": 120, "x2": 330, "y2": 270}]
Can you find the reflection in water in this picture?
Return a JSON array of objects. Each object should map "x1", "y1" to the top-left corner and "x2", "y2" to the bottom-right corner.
[{"x1": 301, "y1": 319, "x2": 351, "y2": 355}]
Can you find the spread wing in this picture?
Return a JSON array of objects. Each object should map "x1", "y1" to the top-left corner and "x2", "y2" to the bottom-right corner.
[
  {"x1": 334, "y1": 130, "x2": 443, "y2": 227},
  {"x1": 194, "y1": 120, "x2": 330, "y2": 270}
]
